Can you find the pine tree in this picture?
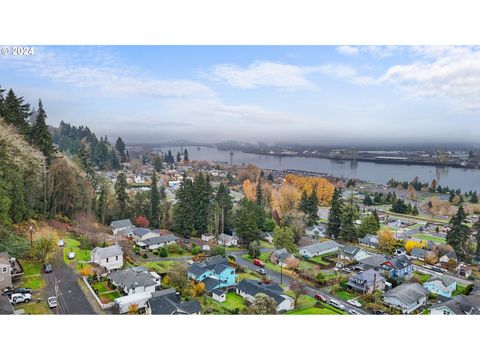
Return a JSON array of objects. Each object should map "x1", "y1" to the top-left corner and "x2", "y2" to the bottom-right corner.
[
  {"x1": 215, "y1": 182, "x2": 233, "y2": 234},
  {"x1": 267, "y1": 172, "x2": 274, "y2": 182},
  {"x1": 357, "y1": 213, "x2": 380, "y2": 238},
  {"x1": 192, "y1": 173, "x2": 213, "y2": 235},
  {"x1": 340, "y1": 207, "x2": 357, "y2": 242},
  {"x1": 234, "y1": 198, "x2": 259, "y2": 244},
  {"x1": 471, "y1": 191, "x2": 478, "y2": 204},
  {"x1": 327, "y1": 188, "x2": 343, "y2": 239},
  {"x1": 412, "y1": 205, "x2": 419, "y2": 215},
  {"x1": 173, "y1": 178, "x2": 194, "y2": 236},
  {"x1": 1, "y1": 89, "x2": 30, "y2": 135},
  {"x1": 114, "y1": 172, "x2": 129, "y2": 218},
  {"x1": 372, "y1": 208, "x2": 380, "y2": 227},
  {"x1": 176, "y1": 151, "x2": 182, "y2": 163},
  {"x1": 307, "y1": 187, "x2": 319, "y2": 226},
  {"x1": 476, "y1": 221, "x2": 480, "y2": 260},
  {"x1": 115, "y1": 137, "x2": 126, "y2": 162},
  {"x1": 31, "y1": 100, "x2": 54, "y2": 165},
  {"x1": 446, "y1": 205, "x2": 470, "y2": 260},
  {"x1": 96, "y1": 183, "x2": 107, "y2": 224},
  {"x1": 298, "y1": 190, "x2": 309, "y2": 214},
  {"x1": 183, "y1": 148, "x2": 189, "y2": 162},
  {"x1": 150, "y1": 171, "x2": 161, "y2": 228},
  {"x1": 363, "y1": 195, "x2": 373, "y2": 206}
]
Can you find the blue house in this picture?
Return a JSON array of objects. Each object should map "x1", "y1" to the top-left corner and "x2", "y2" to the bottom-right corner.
[
  {"x1": 381, "y1": 255, "x2": 413, "y2": 279},
  {"x1": 188, "y1": 255, "x2": 237, "y2": 292},
  {"x1": 423, "y1": 275, "x2": 457, "y2": 298}
]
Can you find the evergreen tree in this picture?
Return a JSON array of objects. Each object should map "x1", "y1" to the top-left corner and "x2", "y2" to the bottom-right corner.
[
  {"x1": 306, "y1": 187, "x2": 319, "y2": 226},
  {"x1": 31, "y1": 99, "x2": 54, "y2": 165},
  {"x1": 412, "y1": 205, "x2": 419, "y2": 215},
  {"x1": 215, "y1": 182, "x2": 233, "y2": 234},
  {"x1": 272, "y1": 226, "x2": 297, "y2": 253},
  {"x1": 327, "y1": 188, "x2": 343, "y2": 239},
  {"x1": 153, "y1": 155, "x2": 163, "y2": 172},
  {"x1": 150, "y1": 171, "x2": 161, "y2": 228},
  {"x1": 446, "y1": 205, "x2": 470, "y2": 260},
  {"x1": 176, "y1": 151, "x2": 182, "y2": 163},
  {"x1": 267, "y1": 172, "x2": 274, "y2": 182},
  {"x1": 363, "y1": 194, "x2": 373, "y2": 206},
  {"x1": 1, "y1": 89, "x2": 30, "y2": 135},
  {"x1": 298, "y1": 190, "x2": 309, "y2": 214},
  {"x1": 0, "y1": 178, "x2": 12, "y2": 227},
  {"x1": 173, "y1": 178, "x2": 194, "y2": 236},
  {"x1": 476, "y1": 221, "x2": 480, "y2": 260},
  {"x1": 115, "y1": 137, "x2": 126, "y2": 162},
  {"x1": 340, "y1": 207, "x2": 357, "y2": 242},
  {"x1": 471, "y1": 191, "x2": 478, "y2": 204},
  {"x1": 96, "y1": 183, "x2": 107, "y2": 224},
  {"x1": 183, "y1": 148, "x2": 189, "y2": 162},
  {"x1": 357, "y1": 213, "x2": 380, "y2": 238},
  {"x1": 234, "y1": 198, "x2": 259, "y2": 243},
  {"x1": 192, "y1": 173, "x2": 213, "y2": 235},
  {"x1": 114, "y1": 172, "x2": 129, "y2": 218},
  {"x1": 372, "y1": 208, "x2": 380, "y2": 227}
]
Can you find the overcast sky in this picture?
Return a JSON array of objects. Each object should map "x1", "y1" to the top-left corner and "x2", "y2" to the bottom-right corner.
[{"x1": 1, "y1": 45, "x2": 480, "y2": 146}]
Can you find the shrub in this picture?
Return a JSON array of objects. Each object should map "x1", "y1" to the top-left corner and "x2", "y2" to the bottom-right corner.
[
  {"x1": 159, "y1": 247, "x2": 168, "y2": 257},
  {"x1": 142, "y1": 253, "x2": 148, "y2": 259},
  {"x1": 191, "y1": 246, "x2": 201, "y2": 255}
]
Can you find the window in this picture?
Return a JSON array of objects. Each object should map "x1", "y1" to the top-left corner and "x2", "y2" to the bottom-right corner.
[
  {"x1": 106, "y1": 258, "x2": 109, "y2": 263},
  {"x1": 2, "y1": 267, "x2": 7, "y2": 273},
  {"x1": 116, "y1": 256, "x2": 119, "y2": 261}
]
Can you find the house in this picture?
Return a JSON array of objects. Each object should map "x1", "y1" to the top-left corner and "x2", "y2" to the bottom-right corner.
[
  {"x1": 261, "y1": 232, "x2": 274, "y2": 243},
  {"x1": 409, "y1": 248, "x2": 427, "y2": 261},
  {"x1": 299, "y1": 240, "x2": 340, "y2": 259},
  {"x1": 110, "y1": 219, "x2": 135, "y2": 235},
  {"x1": 114, "y1": 292, "x2": 152, "y2": 314},
  {"x1": 0, "y1": 294, "x2": 14, "y2": 315},
  {"x1": 359, "y1": 234, "x2": 379, "y2": 247},
  {"x1": 339, "y1": 246, "x2": 370, "y2": 262},
  {"x1": 305, "y1": 224, "x2": 326, "y2": 238},
  {"x1": 356, "y1": 254, "x2": 389, "y2": 271},
  {"x1": 0, "y1": 252, "x2": 23, "y2": 290},
  {"x1": 188, "y1": 255, "x2": 237, "y2": 292},
  {"x1": 381, "y1": 255, "x2": 413, "y2": 279},
  {"x1": 236, "y1": 279, "x2": 294, "y2": 312},
  {"x1": 439, "y1": 251, "x2": 458, "y2": 266},
  {"x1": 90, "y1": 244, "x2": 124, "y2": 271},
  {"x1": 270, "y1": 248, "x2": 294, "y2": 267},
  {"x1": 109, "y1": 267, "x2": 161, "y2": 295},
  {"x1": 457, "y1": 264, "x2": 472, "y2": 279},
  {"x1": 147, "y1": 288, "x2": 201, "y2": 315},
  {"x1": 201, "y1": 234, "x2": 215, "y2": 242},
  {"x1": 383, "y1": 283, "x2": 428, "y2": 314},
  {"x1": 137, "y1": 234, "x2": 179, "y2": 250},
  {"x1": 212, "y1": 288, "x2": 226, "y2": 302},
  {"x1": 217, "y1": 233, "x2": 238, "y2": 247},
  {"x1": 423, "y1": 275, "x2": 457, "y2": 298},
  {"x1": 430, "y1": 294, "x2": 480, "y2": 315},
  {"x1": 347, "y1": 269, "x2": 385, "y2": 294},
  {"x1": 132, "y1": 228, "x2": 158, "y2": 243}
]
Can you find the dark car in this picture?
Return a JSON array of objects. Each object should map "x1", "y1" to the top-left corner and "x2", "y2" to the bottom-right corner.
[
  {"x1": 43, "y1": 263, "x2": 53, "y2": 273},
  {"x1": 1, "y1": 287, "x2": 31, "y2": 296},
  {"x1": 372, "y1": 309, "x2": 385, "y2": 315}
]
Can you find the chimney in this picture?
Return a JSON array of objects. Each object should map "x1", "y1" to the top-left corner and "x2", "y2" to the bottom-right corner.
[{"x1": 175, "y1": 291, "x2": 181, "y2": 303}]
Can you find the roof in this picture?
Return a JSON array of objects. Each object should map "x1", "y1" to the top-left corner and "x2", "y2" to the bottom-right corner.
[
  {"x1": 359, "y1": 254, "x2": 389, "y2": 268},
  {"x1": 212, "y1": 288, "x2": 225, "y2": 296},
  {"x1": 237, "y1": 279, "x2": 290, "y2": 305},
  {"x1": 272, "y1": 248, "x2": 291, "y2": 261},
  {"x1": 410, "y1": 248, "x2": 427, "y2": 258},
  {"x1": 110, "y1": 219, "x2": 133, "y2": 229},
  {"x1": 384, "y1": 255, "x2": 412, "y2": 270},
  {"x1": 0, "y1": 295, "x2": 14, "y2": 315},
  {"x1": 349, "y1": 269, "x2": 384, "y2": 285},
  {"x1": 300, "y1": 240, "x2": 340, "y2": 255},
  {"x1": 188, "y1": 263, "x2": 208, "y2": 277},
  {"x1": 218, "y1": 233, "x2": 236, "y2": 242},
  {"x1": 342, "y1": 246, "x2": 361, "y2": 256},
  {"x1": 425, "y1": 275, "x2": 457, "y2": 291},
  {"x1": 430, "y1": 294, "x2": 480, "y2": 314},
  {"x1": 360, "y1": 234, "x2": 378, "y2": 245},
  {"x1": 198, "y1": 255, "x2": 228, "y2": 270},
  {"x1": 133, "y1": 228, "x2": 154, "y2": 237},
  {"x1": 0, "y1": 251, "x2": 11, "y2": 264},
  {"x1": 384, "y1": 283, "x2": 428, "y2": 305},
  {"x1": 140, "y1": 234, "x2": 179, "y2": 247},
  {"x1": 91, "y1": 244, "x2": 123, "y2": 259},
  {"x1": 109, "y1": 268, "x2": 158, "y2": 290}
]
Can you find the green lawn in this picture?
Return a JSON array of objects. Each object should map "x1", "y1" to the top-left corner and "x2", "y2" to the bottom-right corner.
[
  {"x1": 241, "y1": 253, "x2": 282, "y2": 273},
  {"x1": 414, "y1": 272, "x2": 430, "y2": 283},
  {"x1": 21, "y1": 261, "x2": 42, "y2": 276},
  {"x1": 15, "y1": 301, "x2": 52, "y2": 314},
  {"x1": 309, "y1": 256, "x2": 330, "y2": 265},
  {"x1": 258, "y1": 240, "x2": 275, "y2": 249},
  {"x1": 64, "y1": 238, "x2": 91, "y2": 266},
  {"x1": 334, "y1": 290, "x2": 355, "y2": 301},
  {"x1": 412, "y1": 233, "x2": 446, "y2": 243},
  {"x1": 23, "y1": 275, "x2": 45, "y2": 290},
  {"x1": 19, "y1": 261, "x2": 45, "y2": 290},
  {"x1": 141, "y1": 261, "x2": 177, "y2": 273},
  {"x1": 100, "y1": 290, "x2": 122, "y2": 303},
  {"x1": 287, "y1": 307, "x2": 338, "y2": 315},
  {"x1": 237, "y1": 271, "x2": 261, "y2": 281},
  {"x1": 407, "y1": 223, "x2": 425, "y2": 230},
  {"x1": 218, "y1": 293, "x2": 246, "y2": 312},
  {"x1": 452, "y1": 284, "x2": 468, "y2": 297},
  {"x1": 92, "y1": 281, "x2": 112, "y2": 293}
]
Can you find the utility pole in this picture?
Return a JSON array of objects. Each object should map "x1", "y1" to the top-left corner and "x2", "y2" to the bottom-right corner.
[
  {"x1": 280, "y1": 262, "x2": 283, "y2": 286},
  {"x1": 54, "y1": 279, "x2": 60, "y2": 315},
  {"x1": 29, "y1": 224, "x2": 34, "y2": 248}
]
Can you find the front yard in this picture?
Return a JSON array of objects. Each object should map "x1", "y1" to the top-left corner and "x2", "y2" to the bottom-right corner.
[
  {"x1": 19, "y1": 261, "x2": 45, "y2": 290},
  {"x1": 200, "y1": 292, "x2": 247, "y2": 314},
  {"x1": 64, "y1": 237, "x2": 92, "y2": 270},
  {"x1": 412, "y1": 233, "x2": 446, "y2": 243},
  {"x1": 90, "y1": 279, "x2": 122, "y2": 304},
  {"x1": 15, "y1": 301, "x2": 52, "y2": 315}
]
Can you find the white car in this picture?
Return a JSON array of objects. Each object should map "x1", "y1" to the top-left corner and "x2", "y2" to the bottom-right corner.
[
  {"x1": 68, "y1": 252, "x2": 75, "y2": 259},
  {"x1": 347, "y1": 299, "x2": 362, "y2": 308},
  {"x1": 349, "y1": 309, "x2": 360, "y2": 315},
  {"x1": 47, "y1": 296, "x2": 58, "y2": 309},
  {"x1": 328, "y1": 299, "x2": 345, "y2": 310},
  {"x1": 10, "y1": 293, "x2": 32, "y2": 305},
  {"x1": 58, "y1": 239, "x2": 65, "y2": 247}
]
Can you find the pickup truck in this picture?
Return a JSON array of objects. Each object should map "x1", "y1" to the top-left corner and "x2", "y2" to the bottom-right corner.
[{"x1": 10, "y1": 293, "x2": 32, "y2": 305}]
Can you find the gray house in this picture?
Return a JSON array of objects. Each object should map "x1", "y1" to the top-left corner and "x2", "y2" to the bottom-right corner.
[
  {"x1": 109, "y1": 267, "x2": 161, "y2": 295},
  {"x1": 359, "y1": 234, "x2": 379, "y2": 247},
  {"x1": 383, "y1": 283, "x2": 428, "y2": 314},
  {"x1": 110, "y1": 219, "x2": 135, "y2": 235},
  {"x1": 137, "y1": 234, "x2": 179, "y2": 250},
  {"x1": 299, "y1": 240, "x2": 340, "y2": 259},
  {"x1": 347, "y1": 269, "x2": 385, "y2": 294},
  {"x1": 147, "y1": 288, "x2": 201, "y2": 315}
]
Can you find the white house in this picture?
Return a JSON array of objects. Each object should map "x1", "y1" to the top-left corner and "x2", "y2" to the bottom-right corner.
[
  {"x1": 132, "y1": 228, "x2": 158, "y2": 243},
  {"x1": 305, "y1": 224, "x2": 326, "y2": 238},
  {"x1": 339, "y1": 246, "x2": 370, "y2": 262},
  {"x1": 212, "y1": 289, "x2": 226, "y2": 303},
  {"x1": 236, "y1": 279, "x2": 294, "y2": 312},
  {"x1": 299, "y1": 240, "x2": 340, "y2": 259},
  {"x1": 383, "y1": 283, "x2": 428, "y2": 314},
  {"x1": 109, "y1": 267, "x2": 161, "y2": 295},
  {"x1": 110, "y1": 219, "x2": 135, "y2": 235},
  {"x1": 114, "y1": 292, "x2": 152, "y2": 314},
  {"x1": 201, "y1": 234, "x2": 215, "y2": 242},
  {"x1": 217, "y1": 233, "x2": 238, "y2": 247},
  {"x1": 137, "y1": 234, "x2": 179, "y2": 250},
  {"x1": 90, "y1": 244, "x2": 124, "y2": 271}
]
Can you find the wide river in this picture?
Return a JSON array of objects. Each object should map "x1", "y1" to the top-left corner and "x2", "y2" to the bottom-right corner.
[{"x1": 156, "y1": 146, "x2": 480, "y2": 192}]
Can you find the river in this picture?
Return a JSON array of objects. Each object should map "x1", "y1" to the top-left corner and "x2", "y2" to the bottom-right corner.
[{"x1": 154, "y1": 146, "x2": 480, "y2": 192}]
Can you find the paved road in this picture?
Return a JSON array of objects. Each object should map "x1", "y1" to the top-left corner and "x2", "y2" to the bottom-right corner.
[
  {"x1": 233, "y1": 252, "x2": 369, "y2": 315},
  {"x1": 413, "y1": 264, "x2": 473, "y2": 286},
  {"x1": 43, "y1": 250, "x2": 95, "y2": 314}
]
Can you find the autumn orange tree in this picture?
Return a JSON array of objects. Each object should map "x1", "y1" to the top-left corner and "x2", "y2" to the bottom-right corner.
[
  {"x1": 378, "y1": 229, "x2": 396, "y2": 252},
  {"x1": 284, "y1": 174, "x2": 334, "y2": 206},
  {"x1": 242, "y1": 179, "x2": 256, "y2": 200},
  {"x1": 405, "y1": 239, "x2": 426, "y2": 254}
]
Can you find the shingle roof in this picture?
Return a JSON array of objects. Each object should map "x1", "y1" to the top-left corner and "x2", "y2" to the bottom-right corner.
[
  {"x1": 237, "y1": 279, "x2": 290, "y2": 305},
  {"x1": 430, "y1": 294, "x2": 480, "y2": 314},
  {"x1": 359, "y1": 254, "x2": 389, "y2": 268},
  {"x1": 387, "y1": 255, "x2": 412, "y2": 270},
  {"x1": 188, "y1": 263, "x2": 208, "y2": 277},
  {"x1": 348, "y1": 269, "x2": 384, "y2": 285},
  {"x1": 109, "y1": 268, "x2": 158, "y2": 290},
  {"x1": 110, "y1": 219, "x2": 133, "y2": 229},
  {"x1": 148, "y1": 288, "x2": 200, "y2": 315},
  {"x1": 425, "y1": 275, "x2": 457, "y2": 290},
  {"x1": 410, "y1": 248, "x2": 426, "y2": 258},
  {"x1": 133, "y1": 228, "x2": 154, "y2": 237},
  {"x1": 300, "y1": 240, "x2": 340, "y2": 255},
  {"x1": 272, "y1": 248, "x2": 291, "y2": 261},
  {"x1": 384, "y1": 283, "x2": 428, "y2": 305},
  {"x1": 342, "y1": 246, "x2": 360, "y2": 256},
  {"x1": 141, "y1": 234, "x2": 179, "y2": 246},
  {"x1": 91, "y1": 244, "x2": 123, "y2": 259}
]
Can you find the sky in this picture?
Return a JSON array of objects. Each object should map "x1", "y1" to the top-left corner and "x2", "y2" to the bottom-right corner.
[{"x1": 1, "y1": 45, "x2": 480, "y2": 146}]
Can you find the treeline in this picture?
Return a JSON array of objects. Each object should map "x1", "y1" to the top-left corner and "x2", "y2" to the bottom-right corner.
[{"x1": 53, "y1": 121, "x2": 122, "y2": 171}]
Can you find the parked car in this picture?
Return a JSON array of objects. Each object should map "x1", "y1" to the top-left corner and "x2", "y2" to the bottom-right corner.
[
  {"x1": 43, "y1": 263, "x2": 53, "y2": 273},
  {"x1": 347, "y1": 299, "x2": 362, "y2": 308},
  {"x1": 348, "y1": 309, "x2": 360, "y2": 315},
  {"x1": 10, "y1": 293, "x2": 32, "y2": 305},
  {"x1": 328, "y1": 299, "x2": 345, "y2": 310},
  {"x1": 257, "y1": 268, "x2": 266, "y2": 275},
  {"x1": 1, "y1": 287, "x2": 30, "y2": 296},
  {"x1": 314, "y1": 293, "x2": 327, "y2": 302},
  {"x1": 187, "y1": 260, "x2": 194, "y2": 265},
  {"x1": 68, "y1": 252, "x2": 75, "y2": 259},
  {"x1": 253, "y1": 258, "x2": 264, "y2": 267},
  {"x1": 371, "y1": 309, "x2": 385, "y2": 315},
  {"x1": 58, "y1": 239, "x2": 65, "y2": 247},
  {"x1": 341, "y1": 267, "x2": 352, "y2": 273},
  {"x1": 47, "y1": 296, "x2": 58, "y2": 309}
]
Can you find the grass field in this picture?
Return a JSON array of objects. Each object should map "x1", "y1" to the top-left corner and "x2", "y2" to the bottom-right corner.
[
  {"x1": 258, "y1": 240, "x2": 275, "y2": 249},
  {"x1": 452, "y1": 284, "x2": 468, "y2": 297},
  {"x1": 287, "y1": 307, "x2": 338, "y2": 315},
  {"x1": 21, "y1": 261, "x2": 42, "y2": 276},
  {"x1": 15, "y1": 301, "x2": 52, "y2": 314},
  {"x1": 64, "y1": 238, "x2": 92, "y2": 267},
  {"x1": 218, "y1": 293, "x2": 247, "y2": 312},
  {"x1": 19, "y1": 261, "x2": 45, "y2": 290},
  {"x1": 334, "y1": 290, "x2": 355, "y2": 301},
  {"x1": 141, "y1": 261, "x2": 177, "y2": 273},
  {"x1": 412, "y1": 233, "x2": 446, "y2": 243}
]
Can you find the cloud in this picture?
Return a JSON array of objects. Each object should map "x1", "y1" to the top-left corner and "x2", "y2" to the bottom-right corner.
[
  {"x1": 336, "y1": 45, "x2": 359, "y2": 56},
  {"x1": 0, "y1": 46, "x2": 216, "y2": 99},
  {"x1": 379, "y1": 46, "x2": 480, "y2": 110},
  {"x1": 336, "y1": 45, "x2": 401, "y2": 58}
]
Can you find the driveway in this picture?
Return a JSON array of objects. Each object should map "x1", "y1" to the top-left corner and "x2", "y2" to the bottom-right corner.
[{"x1": 43, "y1": 250, "x2": 95, "y2": 314}]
